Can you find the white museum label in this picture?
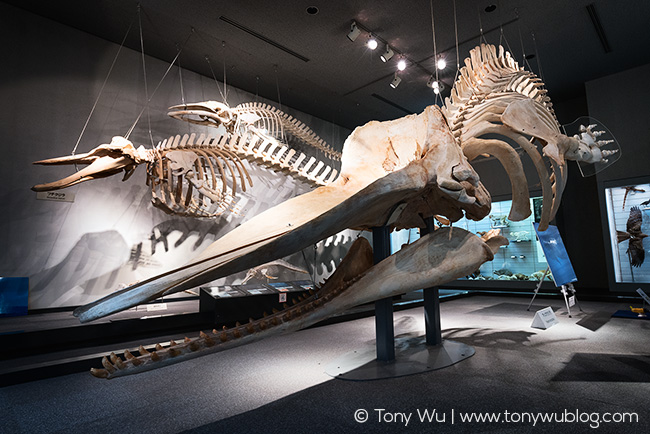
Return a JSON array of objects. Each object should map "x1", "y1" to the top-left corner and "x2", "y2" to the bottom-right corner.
[
  {"x1": 568, "y1": 295, "x2": 576, "y2": 307},
  {"x1": 531, "y1": 306, "x2": 559, "y2": 329},
  {"x1": 279, "y1": 293, "x2": 287, "y2": 303},
  {"x1": 146, "y1": 303, "x2": 168, "y2": 312},
  {"x1": 36, "y1": 191, "x2": 75, "y2": 202}
]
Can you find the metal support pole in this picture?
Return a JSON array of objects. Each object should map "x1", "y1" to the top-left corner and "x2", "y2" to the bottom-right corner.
[
  {"x1": 527, "y1": 266, "x2": 550, "y2": 311},
  {"x1": 561, "y1": 285, "x2": 572, "y2": 318},
  {"x1": 421, "y1": 216, "x2": 442, "y2": 346},
  {"x1": 372, "y1": 226, "x2": 394, "y2": 361},
  {"x1": 424, "y1": 287, "x2": 442, "y2": 345}
]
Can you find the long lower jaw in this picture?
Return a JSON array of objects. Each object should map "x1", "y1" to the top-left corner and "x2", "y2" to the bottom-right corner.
[{"x1": 91, "y1": 227, "x2": 506, "y2": 379}]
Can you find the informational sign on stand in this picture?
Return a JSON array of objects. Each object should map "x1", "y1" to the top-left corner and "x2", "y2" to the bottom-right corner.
[
  {"x1": 531, "y1": 306, "x2": 559, "y2": 329},
  {"x1": 533, "y1": 223, "x2": 578, "y2": 287}
]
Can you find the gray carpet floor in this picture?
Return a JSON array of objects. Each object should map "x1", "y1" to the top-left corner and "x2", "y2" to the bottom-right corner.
[{"x1": 1, "y1": 295, "x2": 648, "y2": 434}]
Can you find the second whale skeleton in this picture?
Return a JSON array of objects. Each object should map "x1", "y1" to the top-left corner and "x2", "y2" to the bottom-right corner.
[{"x1": 31, "y1": 44, "x2": 616, "y2": 378}]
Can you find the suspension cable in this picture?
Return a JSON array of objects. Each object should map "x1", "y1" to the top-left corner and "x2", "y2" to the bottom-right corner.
[
  {"x1": 71, "y1": 10, "x2": 136, "y2": 156},
  {"x1": 137, "y1": 5, "x2": 154, "y2": 147},
  {"x1": 125, "y1": 29, "x2": 194, "y2": 139}
]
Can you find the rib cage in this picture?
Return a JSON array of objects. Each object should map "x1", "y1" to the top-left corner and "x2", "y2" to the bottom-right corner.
[
  {"x1": 147, "y1": 130, "x2": 340, "y2": 217},
  {"x1": 442, "y1": 44, "x2": 566, "y2": 226},
  {"x1": 147, "y1": 134, "x2": 251, "y2": 218}
]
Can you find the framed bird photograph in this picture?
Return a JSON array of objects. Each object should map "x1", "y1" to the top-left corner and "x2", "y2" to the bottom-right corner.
[{"x1": 604, "y1": 181, "x2": 650, "y2": 284}]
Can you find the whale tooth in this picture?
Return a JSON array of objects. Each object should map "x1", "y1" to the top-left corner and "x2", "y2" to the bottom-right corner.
[
  {"x1": 110, "y1": 352, "x2": 126, "y2": 370},
  {"x1": 101, "y1": 356, "x2": 115, "y2": 373},
  {"x1": 90, "y1": 368, "x2": 109, "y2": 378}
]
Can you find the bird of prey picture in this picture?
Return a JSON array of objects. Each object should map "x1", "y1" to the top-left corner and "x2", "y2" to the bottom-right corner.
[
  {"x1": 622, "y1": 186, "x2": 646, "y2": 210},
  {"x1": 617, "y1": 206, "x2": 648, "y2": 267}
]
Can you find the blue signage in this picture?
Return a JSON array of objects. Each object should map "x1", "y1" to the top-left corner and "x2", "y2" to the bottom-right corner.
[{"x1": 533, "y1": 224, "x2": 578, "y2": 287}]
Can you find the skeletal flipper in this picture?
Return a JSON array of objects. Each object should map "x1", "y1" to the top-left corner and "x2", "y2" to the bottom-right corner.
[
  {"x1": 168, "y1": 101, "x2": 340, "y2": 186},
  {"x1": 443, "y1": 44, "x2": 611, "y2": 230},
  {"x1": 90, "y1": 228, "x2": 507, "y2": 379}
]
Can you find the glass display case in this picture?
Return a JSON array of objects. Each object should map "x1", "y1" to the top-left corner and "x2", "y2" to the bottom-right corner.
[
  {"x1": 390, "y1": 197, "x2": 552, "y2": 282},
  {"x1": 604, "y1": 182, "x2": 650, "y2": 283},
  {"x1": 454, "y1": 197, "x2": 550, "y2": 281}
]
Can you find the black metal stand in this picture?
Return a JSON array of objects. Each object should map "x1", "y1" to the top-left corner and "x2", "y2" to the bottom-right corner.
[
  {"x1": 325, "y1": 218, "x2": 475, "y2": 381},
  {"x1": 372, "y1": 226, "x2": 395, "y2": 361},
  {"x1": 421, "y1": 217, "x2": 442, "y2": 346},
  {"x1": 526, "y1": 267, "x2": 583, "y2": 318}
]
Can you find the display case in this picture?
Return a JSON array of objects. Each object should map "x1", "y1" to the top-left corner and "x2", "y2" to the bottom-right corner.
[
  {"x1": 604, "y1": 182, "x2": 650, "y2": 284},
  {"x1": 453, "y1": 197, "x2": 550, "y2": 282},
  {"x1": 390, "y1": 197, "x2": 552, "y2": 284}
]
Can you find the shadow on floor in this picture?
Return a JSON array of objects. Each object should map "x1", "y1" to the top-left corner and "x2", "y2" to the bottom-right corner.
[{"x1": 552, "y1": 353, "x2": 650, "y2": 382}]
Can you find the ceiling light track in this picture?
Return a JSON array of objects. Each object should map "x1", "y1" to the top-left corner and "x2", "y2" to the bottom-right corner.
[
  {"x1": 371, "y1": 94, "x2": 413, "y2": 114},
  {"x1": 219, "y1": 16, "x2": 310, "y2": 62},
  {"x1": 585, "y1": 4, "x2": 612, "y2": 53}
]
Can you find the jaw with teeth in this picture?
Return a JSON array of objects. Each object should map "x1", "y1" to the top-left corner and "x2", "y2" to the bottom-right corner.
[{"x1": 91, "y1": 227, "x2": 506, "y2": 379}]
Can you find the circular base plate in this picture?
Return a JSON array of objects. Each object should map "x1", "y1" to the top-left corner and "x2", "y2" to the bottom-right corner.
[{"x1": 325, "y1": 337, "x2": 474, "y2": 381}]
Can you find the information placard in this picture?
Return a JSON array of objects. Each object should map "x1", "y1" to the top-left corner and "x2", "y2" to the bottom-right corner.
[{"x1": 531, "y1": 306, "x2": 559, "y2": 329}]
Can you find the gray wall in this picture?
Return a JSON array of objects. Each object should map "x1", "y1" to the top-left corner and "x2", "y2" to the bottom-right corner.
[
  {"x1": 587, "y1": 63, "x2": 650, "y2": 184},
  {"x1": 587, "y1": 62, "x2": 650, "y2": 292},
  {"x1": 0, "y1": 4, "x2": 352, "y2": 309}
]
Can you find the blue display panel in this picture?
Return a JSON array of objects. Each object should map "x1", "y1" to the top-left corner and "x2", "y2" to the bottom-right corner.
[
  {"x1": 0, "y1": 277, "x2": 29, "y2": 317},
  {"x1": 533, "y1": 224, "x2": 578, "y2": 287}
]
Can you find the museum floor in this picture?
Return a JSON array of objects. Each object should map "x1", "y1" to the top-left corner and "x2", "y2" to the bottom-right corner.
[{"x1": 1, "y1": 294, "x2": 648, "y2": 434}]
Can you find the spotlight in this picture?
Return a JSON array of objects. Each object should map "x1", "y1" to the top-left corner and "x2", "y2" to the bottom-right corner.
[
  {"x1": 380, "y1": 45, "x2": 394, "y2": 62},
  {"x1": 347, "y1": 21, "x2": 361, "y2": 41},
  {"x1": 367, "y1": 35, "x2": 378, "y2": 50},
  {"x1": 437, "y1": 58, "x2": 446, "y2": 70},
  {"x1": 397, "y1": 58, "x2": 406, "y2": 71},
  {"x1": 390, "y1": 72, "x2": 402, "y2": 88}
]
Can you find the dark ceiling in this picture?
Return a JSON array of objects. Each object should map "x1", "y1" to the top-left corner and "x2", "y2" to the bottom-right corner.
[{"x1": 4, "y1": 0, "x2": 650, "y2": 130}]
